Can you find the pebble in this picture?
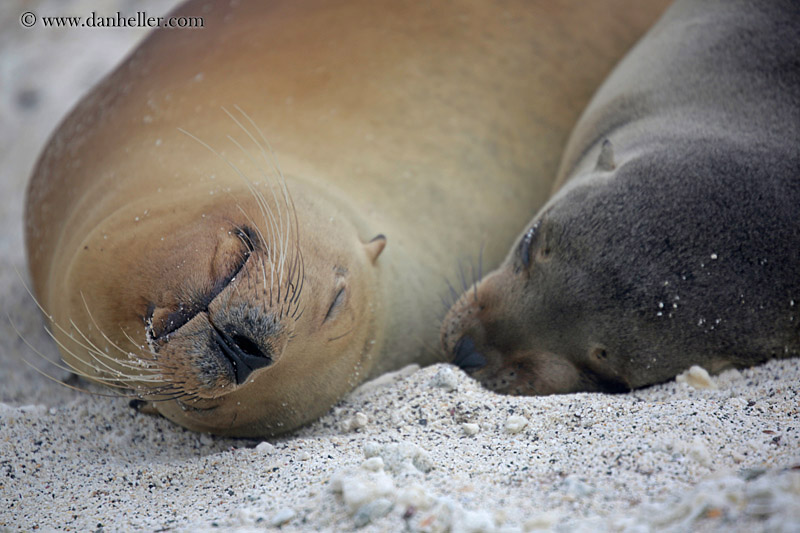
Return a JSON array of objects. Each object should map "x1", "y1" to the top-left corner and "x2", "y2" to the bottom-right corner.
[
  {"x1": 353, "y1": 498, "x2": 393, "y2": 527},
  {"x1": 523, "y1": 511, "x2": 559, "y2": 531},
  {"x1": 255, "y1": 441, "x2": 275, "y2": 453},
  {"x1": 342, "y1": 411, "x2": 369, "y2": 432},
  {"x1": 456, "y1": 508, "x2": 497, "y2": 532},
  {"x1": 561, "y1": 476, "x2": 594, "y2": 498},
  {"x1": 504, "y1": 415, "x2": 528, "y2": 434},
  {"x1": 332, "y1": 470, "x2": 395, "y2": 513},
  {"x1": 361, "y1": 457, "x2": 385, "y2": 472},
  {"x1": 428, "y1": 366, "x2": 459, "y2": 391},
  {"x1": 396, "y1": 483, "x2": 436, "y2": 511},
  {"x1": 688, "y1": 437, "x2": 713, "y2": 468},
  {"x1": 269, "y1": 508, "x2": 296, "y2": 527},
  {"x1": 676, "y1": 365, "x2": 717, "y2": 389},
  {"x1": 364, "y1": 441, "x2": 433, "y2": 473},
  {"x1": 351, "y1": 364, "x2": 420, "y2": 395},
  {"x1": 462, "y1": 423, "x2": 480, "y2": 436}
]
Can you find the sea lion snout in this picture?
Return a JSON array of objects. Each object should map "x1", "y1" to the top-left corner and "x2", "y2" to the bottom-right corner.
[
  {"x1": 139, "y1": 220, "x2": 294, "y2": 399},
  {"x1": 441, "y1": 272, "x2": 528, "y2": 387},
  {"x1": 441, "y1": 261, "x2": 600, "y2": 395},
  {"x1": 145, "y1": 289, "x2": 289, "y2": 398}
]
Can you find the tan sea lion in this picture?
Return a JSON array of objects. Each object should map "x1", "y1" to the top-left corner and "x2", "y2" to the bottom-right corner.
[
  {"x1": 25, "y1": 0, "x2": 670, "y2": 437},
  {"x1": 442, "y1": 0, "x2": 800, "y2": 395}
]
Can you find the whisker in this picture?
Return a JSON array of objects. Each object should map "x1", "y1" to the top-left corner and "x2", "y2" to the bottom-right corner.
[
  {"x1": 221, "y1": 131, "x2": 282, "y2": 269},
  {"x1": 478, "y1": 242, "x2": 485, "y2": 284},
  {"x1": 178, "y1": 125, "x2": 283, "y2": 303},
  {"x1": 445, "y1": 277, "x2": 460, "y2": 304},
  {"x1": 223, "y1": 107, "x2": 289, "y2": 288},
  {"x1": 8, "y1": 313, "x2": 91, "y2": 378},
  {"x1": 8, "y1": 314, "x2": 150, "y2": 394},
  {"x1": 13, "y1": 256, "x2": 160, "y2": 385},
  {"x1": 469, "y1": 260, "x2": 478, "y2": 304},
  {"x1": 42, "y1": 320, "x2": 137, "y2": 384},
  {"x1": 410, "y1": 331, "x2": 446, "y2": 363},
  {"x1": 80, "y1": 292, "x2": 141, "y2": 359},
  {"x1": 67, "y1": 319, "x2": 159, "y2": 379},
  {"x1": 458, "y1": 260, "x2": 469, "y2": 295},
  {"x1": 120, "y1": 330, "x2": 159, "y2": 363},
  {"x1": 77, "y1": 293, "x2": 161, "y2": 374},
  {"x1": 234, "y1": 105, "x2": 303, "y2": 306},
  {"x1": 234, "y1": 205, "x2": 271, "y2": 294}
]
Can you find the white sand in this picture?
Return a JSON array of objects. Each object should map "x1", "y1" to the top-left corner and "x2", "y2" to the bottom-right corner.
[{"x1": 1, "y1": 1, "x2": 798, "y2": 531}]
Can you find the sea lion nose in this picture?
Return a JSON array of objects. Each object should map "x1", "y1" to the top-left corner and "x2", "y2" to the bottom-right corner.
[
  {"x1": 211, "y1": 326, "x2": 272, "y2": 384},
  {"x1": 452, "y1": 335, "x2": 487, "y2": 373}
]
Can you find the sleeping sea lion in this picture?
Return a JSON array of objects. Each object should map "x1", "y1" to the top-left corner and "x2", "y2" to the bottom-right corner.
[
  {"x1": 442, "y1": 0, "x2": 800, "y2": 395},
  {"x1": 25, "y1": 0, "x2": 669, "y2": 436}
]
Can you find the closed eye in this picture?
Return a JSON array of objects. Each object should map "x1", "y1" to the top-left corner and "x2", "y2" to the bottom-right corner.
[
  {"x1": 518, "y1": 221, "x2": 540, "y2": 269},
  {"x1": 324, "y1": 286, "x2": 346, "y2": 323},
  {"x1": 145, "y1": 224, "x2": 256, "y2": 341}
]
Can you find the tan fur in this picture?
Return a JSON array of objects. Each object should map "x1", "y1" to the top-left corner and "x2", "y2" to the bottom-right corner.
[{"x1": 25, "y1": 0, "x2": 670, "y2": 436}]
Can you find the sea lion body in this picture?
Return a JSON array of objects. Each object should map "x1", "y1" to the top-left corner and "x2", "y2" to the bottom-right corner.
[
  {"x1": 442, "y1": 0, "x2": 800, "y2": 395},
  {"x1": 26, "y1": 0, "x2": 669, "y2": 436}
]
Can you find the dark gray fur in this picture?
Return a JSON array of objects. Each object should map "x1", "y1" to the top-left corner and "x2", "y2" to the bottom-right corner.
[{"x1": 505, "y1": 0, "x2": 799, "y2": 389}]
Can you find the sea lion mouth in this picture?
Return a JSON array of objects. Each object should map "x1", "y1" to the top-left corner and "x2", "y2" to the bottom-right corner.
[
  {"x1": 210, "y1": 323, "x2": 272, "y2": 384},
  {"x1": 452, "y1": 336, "x2": 488, "y2": 373}
]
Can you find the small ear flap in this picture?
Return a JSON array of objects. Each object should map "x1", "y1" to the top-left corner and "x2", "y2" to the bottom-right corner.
[
  {"x1": 594, "y1": 138, "x2": 616, "y2": 172},
  {"x1": 364, "y1": 234, "x2": 387, "y2": 264}
]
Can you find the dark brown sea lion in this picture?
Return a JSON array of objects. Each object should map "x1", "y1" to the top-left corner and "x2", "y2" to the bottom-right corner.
[
  {"x1": 442, "y1": 0, "x2": 800, "y2": 396},
  {"x1": 25, "y1": 0, "x2": 669, "y2": 436}
]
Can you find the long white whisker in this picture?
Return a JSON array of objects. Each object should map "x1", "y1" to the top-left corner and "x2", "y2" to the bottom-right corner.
[
  {"x1": 222, "y1": 132, "x2": 282, "y2": 289},
  {"x1": 229, "y1": 106, "x2": 291, "y2": 291},
  {"x1": 179, "y1": 125, "x2": 281, "y2": 297},
  {"x1": 67, "y1": 319, "x2": 158, "y2": 378},
  {"x1": 221, "y1": 107, "x2": 286, "y2": 287},
  {"x1": 43, "y1": 325, "x2": 157, "y2": 386},
  {"x1": 237, "y1": 106, "x2": 303, "y2": 309},
  {"x1": 8, "y1": 313, "x2": 99, "y2": 379},
  {"x1": 234, "y1": 204, "x2": 270, "y2": 292},
  {"x1": 78, "y1": 293, "x2": 160, "y2": 375},
  {"x1": 9, "y1": 268, "x2": 130, "y2": 379}
]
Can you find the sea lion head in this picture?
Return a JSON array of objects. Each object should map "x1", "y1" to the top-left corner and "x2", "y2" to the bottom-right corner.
[
  {"x1": 38, "y1": 120, "x2": 387, "y2": 438},
  {"x1": 149, "y1": 202, "x2": 387, "y2": 437},
  {"x1": 441, "y1": 137, "x2": 795, "y2": 395},
  {"x1": 440, "y1": 155, "x2": 638, "y2": 395},
  {"x1": 440, "y1": 141, "x2": 644, "y2": 395}
]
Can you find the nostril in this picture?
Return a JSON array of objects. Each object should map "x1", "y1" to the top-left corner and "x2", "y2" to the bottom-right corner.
[
  {"x1": 452, "y1": 335, "x2": 487, "y2": 373},
  {"x1": 212, "y1": 326, "x2": 273, "y2": 384},
  {"x1": 232, "y1": 334, "x2": 265, "y2": 359}
]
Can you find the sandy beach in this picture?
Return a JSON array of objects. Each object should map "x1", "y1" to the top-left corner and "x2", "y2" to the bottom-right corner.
[{"x1": 1, "y1": 1, "x2": 798, "y2": 531}]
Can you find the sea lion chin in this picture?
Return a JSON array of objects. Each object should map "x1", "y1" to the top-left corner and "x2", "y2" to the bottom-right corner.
[{"x1": 442, "y1": 0, "x2": 800, "y2": 396}]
